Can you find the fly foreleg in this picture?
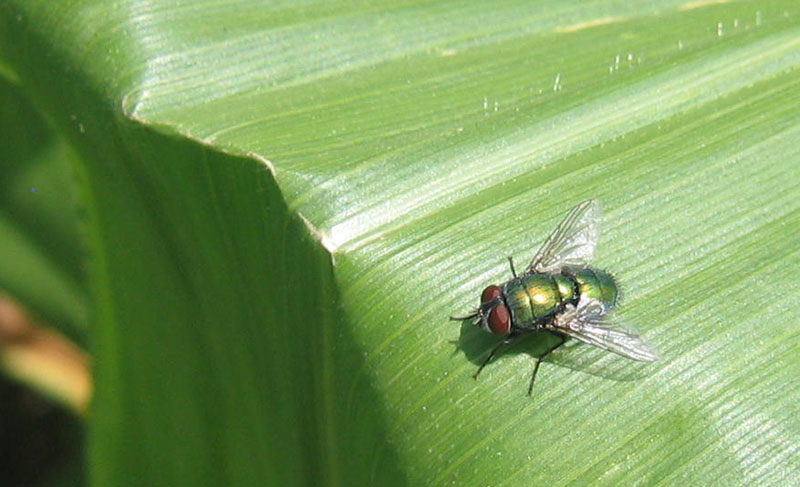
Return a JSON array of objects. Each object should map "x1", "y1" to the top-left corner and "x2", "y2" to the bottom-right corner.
[{"x1": 474, "y1": 333, "x2": 519, "y2": 379}]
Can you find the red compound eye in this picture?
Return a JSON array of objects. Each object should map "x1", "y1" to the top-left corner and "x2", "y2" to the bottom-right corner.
[
  {"x1": 488, "y1": 304, "x2": 511, "y2": 335},
  {"x1": 481, "y1": 285, "x2": 502, "y2": 304}
]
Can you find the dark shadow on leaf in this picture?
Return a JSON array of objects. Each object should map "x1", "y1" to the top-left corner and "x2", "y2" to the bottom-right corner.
[{"x1": 450, "y1": 318, "x2": 655, "y2": 382}]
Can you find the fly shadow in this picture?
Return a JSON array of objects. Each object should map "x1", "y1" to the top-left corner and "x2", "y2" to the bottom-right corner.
[{"x1": 450, "y1": 317, "x2": 655, "y2": 387}]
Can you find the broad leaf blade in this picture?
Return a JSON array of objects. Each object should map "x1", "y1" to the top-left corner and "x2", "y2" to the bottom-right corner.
[{"x1": 2, "y1": 1, "x2": 799, "y2": 486}]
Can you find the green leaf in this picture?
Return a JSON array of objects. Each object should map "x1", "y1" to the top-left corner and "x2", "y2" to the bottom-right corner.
[
  {"x1": 0, "y1": 77, "x2": 87, "y2": 344},
  {"x1": 2, "y1": 1, "x2": 799, "y2": 486}
]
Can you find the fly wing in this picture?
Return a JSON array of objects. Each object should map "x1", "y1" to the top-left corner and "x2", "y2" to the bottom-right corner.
[
  {"x1": 527, "y1": 200, "x2": 602, "y2": 274},
  {"x1": 549, "y1": 297, "x2": 658, "y2": 362}
]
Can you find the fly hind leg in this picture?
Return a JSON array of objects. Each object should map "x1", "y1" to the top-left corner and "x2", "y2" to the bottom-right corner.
[
  {"x1": 507, "y1": 256, "x2": 517, "y2": 277},
  {"x1": 528, "y1": 335, "x2": 566, "y2": 397}
]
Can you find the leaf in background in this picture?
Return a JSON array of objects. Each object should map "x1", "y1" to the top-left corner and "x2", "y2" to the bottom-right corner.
[
  {"x1": 1, "y1": 1, "x2": 799, "y2": 486},
  {"x1": 0, "y1": 75, "x2": 87, "y2": 487},
  {"x1": 0, "y1": 73, "x2": 90, "y2": 415},
  {"x1": 0, "y1": 76, "x2": 87, "y2": 345}
]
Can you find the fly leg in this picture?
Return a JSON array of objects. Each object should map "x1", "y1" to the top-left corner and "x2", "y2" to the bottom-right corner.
[
  {"x1": 528, "y1": 336, "x2": 566, "y2": 396},
  {"x1": 474, "y1": 333, "x2": 519, "y2": 379},
  {"x1": 449, "y1": 311, "x2": 478, "y2": 321},
  {"x1": 507, "y1": 256, "x2": 517, "y2": 278}
]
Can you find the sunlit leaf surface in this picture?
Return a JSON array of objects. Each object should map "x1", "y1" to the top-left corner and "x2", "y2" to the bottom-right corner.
[{"x1": 1, "y1": 1, "x2": 798, "y2": 486}]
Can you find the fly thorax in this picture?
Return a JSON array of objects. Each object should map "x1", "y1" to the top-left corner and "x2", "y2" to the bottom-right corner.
[
  {"x1": 504, "y1": 274, "x2": 563, "y2": 325},
  {"x1": 501, "y1": 279, "x2": 532, "y2": 328}
]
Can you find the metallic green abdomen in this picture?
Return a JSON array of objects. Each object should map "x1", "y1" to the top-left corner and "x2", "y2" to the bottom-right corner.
[
  {"x1": 567, "y1": 268, "x2": 619, "y2": 309},
  {"x1": 502, "y1": 268, "x2": 618, "y2": 328}
]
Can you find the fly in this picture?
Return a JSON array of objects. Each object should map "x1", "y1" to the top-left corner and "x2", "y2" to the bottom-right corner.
[{"x1": 451, "y1": 200, "x2": 658, "y2": 396}]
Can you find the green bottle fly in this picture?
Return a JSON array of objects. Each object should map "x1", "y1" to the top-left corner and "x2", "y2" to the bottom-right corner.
[
  {"x1": 502, "y1": 268, "x2": 618, "y2": 331},
  {"x1": 451, "y1": 200, "x2": 657, "y2": 396}
]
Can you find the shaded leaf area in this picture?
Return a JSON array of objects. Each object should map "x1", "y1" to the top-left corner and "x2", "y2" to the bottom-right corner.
[
  {"x1": 2, "y1": 1, "x2": 800, "y2": 487},
  {"x1": 91, "y1": 127, "x2": 405, "y2": 487},
  {"x1": 0, "y1": 77, "x2": 87, "y2": 345}
]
